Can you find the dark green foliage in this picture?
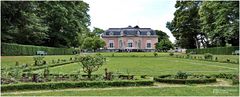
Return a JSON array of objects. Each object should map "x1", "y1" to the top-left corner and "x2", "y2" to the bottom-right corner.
[
  {"x1": 154, "y1": 74, "x2": 216, "y2": 84},
  {"x1": 186, "y1": 46, "x2": 239, "y2": 55},
  {"x1": 154, "y1": 77, "x2": 216, "y2": 84},
  {"x1": 232, "y1": 75, "x2": 239, "y2": 85},
  {"x1": 167, "y1": 1, "x2": 203, "y2": 49},
  {"x1": 77, "y1": 54, "x2": 106, "y2": 79},
  {"x1": 175, "y1": 71, "x2": 189, "y2": 79},
  {"x1": 169, "y1": 52, "x2": 174, "y2": 56},
  {"x1": 212, "y1": 73, "x2": 237, "y2": 79},
  {"x1": 1, "y1": 80, "x2": 154, "y2": 92},
  {"x1": 204, "y1": 53, "x2": 213, "y2": 60},
  {"x1": 1, "y1": 43, "x2": 75, "y2": 56},
  {"x1": 226, "y1": 58, "x2": 230, "y2": 62},
  {"x1": 1, "y1": 1, "x2": 90, "y2": 48},
  {"x1": 199, "y1": 1, "x2": 239, "y2": 47},
  {"x1": 33, "y1": 56, "x2": 45, "y2": 66},
  {"x1": 153, "y1": 52, "x2": 158, "y2": 56}
]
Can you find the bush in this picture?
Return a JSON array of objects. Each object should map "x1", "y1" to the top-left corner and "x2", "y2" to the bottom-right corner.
[
  {"x1": 1, "y1": 43, "x2": 75, "y2": 56},
  {"x1": 112, "y1": 53, "x2": 115, "y2": 57},
  {"x1": 1, "y1": 80, "x2": 154, "y2": 92},
  {"x1": 232, "y1": 75, "x2": 239, "y2": 85},
  {"x1": 33, "y1": 56, "x2": 45, "y2": 66},
  {"x1": 169, "y1": 52, "x2": 174, "y2": 56},
  {"x1": 186, "y1": 54, "x2": 190, "y2": 59},
  {"x1": 154, "y1": 77, "x2": 216, "y2": 84},
  {"x1": 175, "y1": 71, "x2": 189, "y2": 79},
  {"x1": 153, "y1": 52, "x2": 158, "y2": 56},
  {"x1": 204, "y1": 53, "x2": 213, "y2": 60}
]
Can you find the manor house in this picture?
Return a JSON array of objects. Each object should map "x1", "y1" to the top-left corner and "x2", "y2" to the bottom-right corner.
[{"x1": 101, "y1": 26, "x2": 158, "y2": 52}]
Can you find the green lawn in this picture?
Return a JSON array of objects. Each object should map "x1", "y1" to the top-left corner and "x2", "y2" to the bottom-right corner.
[
  {"x1": 175, "y1": 53, "x2": 239, "y2": 63},
  {"x1": 33, "y1": 56, "x2": 239, "y2": 75},
  {"x1": 1, "y1": 55, "x2": 75, "y2": 69},
  {"x1": 2, "y1": 86, "x2": 238, "y2": 96}
]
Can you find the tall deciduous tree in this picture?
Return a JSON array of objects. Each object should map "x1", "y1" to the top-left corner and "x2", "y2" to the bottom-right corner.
[
  {"x1": 93, "y1": 27, "x2": 105, "y2": 36},
  {"x1": 167, "y1": 1, "x2": 205, "y2": 49},
  {"x1": 1, "y1": 1, "x2": 91, "y2": 48},
  {"x1": 199, "y1": 1, "x2": 239, "y2": 46},
  {"x1": 1, "y1": 1, "x2": 48, "y2": 45}
]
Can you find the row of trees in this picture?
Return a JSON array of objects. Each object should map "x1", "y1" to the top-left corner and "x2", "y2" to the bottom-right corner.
[
  {"x1": 167, "y1": 1, "x2": 239, "y2": 49},
  {"x1": 2, "y1": 1, "x2": 105, "y2": 50}
]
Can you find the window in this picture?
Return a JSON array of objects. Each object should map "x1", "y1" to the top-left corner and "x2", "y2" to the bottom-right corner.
[
  {"x1": 128, "y1": 43, "x2": 132, "y2": 47},
  {"x1": 147, "y1": 31, "x2": 151, "y2": 36},
  {"x1": 119, "y1": 40, "x2": 122, "y2": 48},
  {"x1": 109, "y1": 43, "x2": 114, "y2": 48},
  {"x1": 147, "y1": 43, "x2": 151, "y2": 48},
  {"x1": 127, "y1": 39, "x2": 133, "y2": 48},
  {"x1": 110, "y1": 32, "x2": 114, "y2": 36},
  {"x1": 109, "y1": 40, "x2": 114, "y2": 48}
]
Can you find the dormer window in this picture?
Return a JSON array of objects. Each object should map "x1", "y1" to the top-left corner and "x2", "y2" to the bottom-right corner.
[
  {"x1": 137, "y1": 31, "x2": 140, "y2": 36},
  {"x1": 109, "y1": 31, "x2": 114, "y2": 36},
  {"x1": 121, "y1": 31, "x2": 124, "y2": 36},
  {"x1": 147, "y1": 31, "x2": 151, "y2": 36}
]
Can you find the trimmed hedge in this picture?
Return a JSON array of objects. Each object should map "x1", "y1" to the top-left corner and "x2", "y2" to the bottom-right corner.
[
  {"x1": 1, "y1": 43, "x2": 76, "y2": 56},
  {"x1": 23, "y1": 61, "x2": 76, "y2": 72},
  {"x1": 186, "y1": 46, "x2": 239, "y2": 55},
  {"x1": 1, "y1": 80, "x2": 154, "y2": 92},
  {"x1": 154, "y1": 76, "x2": 216, "y2": 84}
]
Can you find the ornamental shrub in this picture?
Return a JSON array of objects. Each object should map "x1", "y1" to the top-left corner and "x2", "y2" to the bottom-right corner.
[
  {"x1": 153, "y1": 52, "x2": 158, "y2": 56},
  {"x1": 204, "y1": 53, "x2": 213, "y2": 60}
]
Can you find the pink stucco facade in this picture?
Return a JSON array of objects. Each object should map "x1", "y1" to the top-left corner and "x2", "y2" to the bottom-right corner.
[
  {"x1": 101, "y1": 26, "x2": 158, "y2": 52},
  {"x1": 102, "y1": 36, "x2": 158, "y2": 49}
]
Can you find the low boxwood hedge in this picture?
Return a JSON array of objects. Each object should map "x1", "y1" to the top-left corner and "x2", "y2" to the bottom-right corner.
[
  {"x1": 154, "y1": 75, "x2": 216, "y2": 84},
  {"x1": 23, "y1": 61, "x2": 76, "y2": 72},
  {"x1": 1, "y1": 80, "x2": 153, "y2": 92}
]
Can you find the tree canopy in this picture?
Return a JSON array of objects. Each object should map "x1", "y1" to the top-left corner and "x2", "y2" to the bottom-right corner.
[
  {"x1": 1, "y1": 1, "x2": 90, "y2": 48},
  {"x1": 167, "y1": 1, "x2": 239, "y2": 49}
]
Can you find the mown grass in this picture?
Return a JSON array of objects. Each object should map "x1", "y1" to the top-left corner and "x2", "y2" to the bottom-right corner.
[
  {"x1": 2, "y1": 86, "x2": 238, "y2": 96},
  {"x1": 174, "y1": 53, "x2": 239, "y2": 63},
  {"x1": 1, "y1": 55, "x2": 75, "y2": 69},
  {"x1": 33, "y1": 56, "x2": 238, "y2": 76}
]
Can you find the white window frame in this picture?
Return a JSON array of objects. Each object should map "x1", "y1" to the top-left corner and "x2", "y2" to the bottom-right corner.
[{"x1": 109, "y1": 40, "x2": 114, "y2": 49}]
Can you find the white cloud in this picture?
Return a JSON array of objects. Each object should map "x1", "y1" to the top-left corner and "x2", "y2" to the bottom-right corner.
[{"x1": 84, "y1": 0, "x2": 176, "y2": 43}]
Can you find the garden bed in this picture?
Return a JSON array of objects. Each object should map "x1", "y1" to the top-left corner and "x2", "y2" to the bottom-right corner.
[
  {"x1": 1, "y1": 80, "x2": 154, "y2": 92},
  {"x1": 154, "y1": 75, "x2": 217, "y2": 84}
]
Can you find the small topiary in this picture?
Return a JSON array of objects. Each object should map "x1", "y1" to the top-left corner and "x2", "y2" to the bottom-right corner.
[
  {"x1": 204, "y1": 53, "x2": 213, "y2": 60},
  {"x1": 169, "y1": 52, "x2": 174, "y2": 56},
  {"x1": 175, "y1": 71, "x2": 189, "y2": 79},
  {"x1": 153, "y1": 52, "x2": 158, "y2": 57},
  {"x1": 226, "y1": 58, "x2": 230, "y2": 62}
]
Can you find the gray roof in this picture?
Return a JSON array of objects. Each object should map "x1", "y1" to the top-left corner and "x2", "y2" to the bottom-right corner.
[{"x1": 103, "y1": 26, "x2": 156, "y2": 36}]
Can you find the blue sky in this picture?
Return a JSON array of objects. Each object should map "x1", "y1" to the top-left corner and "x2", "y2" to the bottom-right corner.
[{"x1": 84, "y1": 0, "x2": 176, "y2": 42}]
